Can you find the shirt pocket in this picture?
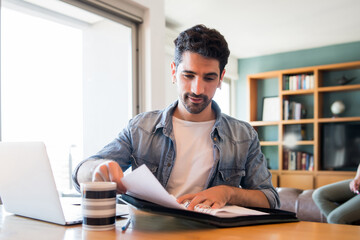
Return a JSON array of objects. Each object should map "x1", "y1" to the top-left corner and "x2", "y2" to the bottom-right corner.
[
  {"x1": 131, "y1": 154, "x2": 158, "y2": 174},
  {"x1": 216, "y1": 168, "x2": 245, "y2": 187}
]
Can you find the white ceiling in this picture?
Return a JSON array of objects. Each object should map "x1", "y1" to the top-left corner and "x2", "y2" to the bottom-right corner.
[{"x1": 165, "y1": 0, "x2": 360, "y2": 59}]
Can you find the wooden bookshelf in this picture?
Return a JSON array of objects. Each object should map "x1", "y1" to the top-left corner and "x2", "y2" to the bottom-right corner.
[{"x1": 248, "y1": 61, "x2": 360, "y2": 189}]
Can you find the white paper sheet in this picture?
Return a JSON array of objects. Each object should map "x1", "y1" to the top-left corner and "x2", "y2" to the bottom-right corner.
[{"x1": 121, "y1": 164, "x2": 185, "y2": 210}]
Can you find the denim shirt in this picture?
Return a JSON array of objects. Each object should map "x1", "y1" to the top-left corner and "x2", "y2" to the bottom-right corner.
[{"x1": 73, "y1": 100, "x2": 280, "y2": 208}]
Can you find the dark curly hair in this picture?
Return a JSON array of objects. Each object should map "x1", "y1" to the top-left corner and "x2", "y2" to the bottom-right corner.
[{"x1": 173, "y1": 24, "x2": 230, "y2": 74}]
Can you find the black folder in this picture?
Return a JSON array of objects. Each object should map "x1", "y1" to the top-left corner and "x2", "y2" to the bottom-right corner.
[{"x1": 119, "y1": 194, "x2": 298, "y2": 228}]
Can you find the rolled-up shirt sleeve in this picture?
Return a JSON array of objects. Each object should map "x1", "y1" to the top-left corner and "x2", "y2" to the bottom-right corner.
[
  {"x1": 72, "y1": 121, "x2": 134, "y2": 192},
  {"x1": 242, "y1": 127, "x2": 280, "y2": 209}
]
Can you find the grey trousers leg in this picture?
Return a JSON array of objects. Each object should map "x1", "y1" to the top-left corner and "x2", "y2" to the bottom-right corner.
[{"x1": 312, "y1": 179, "x2": 360, "y2": 224}]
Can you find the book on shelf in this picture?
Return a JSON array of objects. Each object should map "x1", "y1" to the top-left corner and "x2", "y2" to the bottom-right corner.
[
  {"x1": 283, "y1": 100, "x2": 306, "y2": 120},
  {"x1": 283, "y1": 149, "x2": 289, "y2": 170},
  {"x1": 283, "y1": 74, "x2": 314, "y2": 91},
  {"x1": 294, "y1": 103, "x2": 302, "y2": 120},
  {"x1": 289, "y1": 151, "x2": 296, "y2": 170},
  {"x1": 283, "y1": 100, "x2": 289, "y2": 121},
  {"x1": 308, "y1": 155, "x2": 314, "y2": 171},
  {"x1": 296, "y1": 152, "x2": 302, "y2": 170},
  {"x1": 283, "y1": 150, "x2": 313, "y2": 171}
]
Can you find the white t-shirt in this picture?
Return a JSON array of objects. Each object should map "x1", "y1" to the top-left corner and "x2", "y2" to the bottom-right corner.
[{"x1": 166, "y1": 116, "x2": 215, "y2": 197}]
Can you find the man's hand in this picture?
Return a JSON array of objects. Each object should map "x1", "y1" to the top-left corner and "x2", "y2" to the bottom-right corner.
[
  {"x1": 177, "y1": 185, "x2": 270, "y2": 210},
  {"x1": 92, "y1": 160, "x2": 126, "y2": 194},
  {"x1": 176, "y1": 185, "x2": 233, "y2": 210}
]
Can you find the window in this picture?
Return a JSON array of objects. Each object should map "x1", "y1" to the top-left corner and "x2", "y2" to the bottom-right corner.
[
  {"x1": 214, "y1": 77, "x2": 231, "y2": 115},
  {"x1": 1, "y1": 0, "x2": 140, "y2": 194}
]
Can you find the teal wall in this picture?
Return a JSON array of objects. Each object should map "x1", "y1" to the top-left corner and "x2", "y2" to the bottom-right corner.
[{"x1": 236, "y1": 41, "x2": 360, "y2": 120}]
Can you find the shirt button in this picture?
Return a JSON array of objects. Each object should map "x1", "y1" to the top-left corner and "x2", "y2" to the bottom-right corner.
[
  {"x1": 167, "y1": 163, "x2": 171, "y2": 167},
  {"x1": 214, "y1": 137, "x2": 217, "y2": 141}
]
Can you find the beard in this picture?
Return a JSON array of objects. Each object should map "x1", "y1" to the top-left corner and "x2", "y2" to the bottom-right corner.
[{"x1": 180, "y1": 92, "x2": 212, "y2": 114}]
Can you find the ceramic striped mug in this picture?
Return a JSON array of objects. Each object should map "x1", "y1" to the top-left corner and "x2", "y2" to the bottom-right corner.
[{"x1": 81, "y1": 182, "x2": 117, "y2": 231}]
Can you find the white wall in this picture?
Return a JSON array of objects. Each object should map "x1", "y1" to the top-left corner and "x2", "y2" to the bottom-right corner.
[{"x1": 132, "y1": 0, "x2": 166, "y2": 112}]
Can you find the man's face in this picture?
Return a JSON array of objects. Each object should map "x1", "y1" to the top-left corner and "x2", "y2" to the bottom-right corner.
[{"x1": 171, "y1": 52, "x2": 225, "y2": 115}]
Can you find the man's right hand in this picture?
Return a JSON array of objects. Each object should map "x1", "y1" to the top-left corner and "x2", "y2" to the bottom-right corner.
[{"x1": 92, "y1": 160, "x2": 127, "y2": 194}]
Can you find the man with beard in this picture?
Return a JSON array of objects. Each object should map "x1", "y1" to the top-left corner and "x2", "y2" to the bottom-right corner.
[{"x1": 73, "y1": 25, "x2": 279, "y2": 210}]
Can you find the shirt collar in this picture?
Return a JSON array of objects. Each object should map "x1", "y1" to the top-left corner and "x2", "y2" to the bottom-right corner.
[{"x1": 156, "y1": 100, "x2": 223, "y2": 140}]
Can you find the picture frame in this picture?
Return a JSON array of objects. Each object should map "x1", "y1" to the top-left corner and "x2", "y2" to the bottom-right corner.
[{"x1": 262, "y1": 96, "x2": 280, "y2": 121}]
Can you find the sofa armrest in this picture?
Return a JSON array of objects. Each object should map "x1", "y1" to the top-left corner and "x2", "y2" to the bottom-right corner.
[
  {"x1": 297, "y1": 189, "x2": 326, "y2": 222},
  {"x1": 276, "y1": 187, "x2": 303, "y2": 213},
  {"x1": 277, "y1": 187, "x2": 326, "y2": 223}
]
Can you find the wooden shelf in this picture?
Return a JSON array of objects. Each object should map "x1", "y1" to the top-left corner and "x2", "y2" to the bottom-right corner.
[
  {"x1": 281, "y1": 119, "x2": 314, "y2": 124},
  {"x1": 317, "y1": 60, "x2": 360, "y2": 70},
  {"x1": 246, "y1": 71, "x2": 280, "y2": 79},
  {"x1": 318, "y1": 84, "x2": 360, "y2": 92},
  {"x1": 250, "y1": 121, "x2": 279, "y2": 126},
  {"x1": 252, "y1": 119, "x2": 318, "y2": 126},
  {"x1": 260, "y1": 141, "x2": 279, "y2": 146},
  {"x1": 317, "y1": 170, "x2": 357, "y2": 175},
  {"x1": 280, "y1": 170, "x2": 314, "y2": 174},
  {"x1": 281, "y1": 89, "x2": 314, "y2": 95},
  {"x1": 282, "y1": 140, "x2": 314, "y2": 145},
  {"x1": 247, "y1": 60, "x2": 360, "y2": 189},
  {"x1": 318, "y1": 116, "x2": 360, "y2": 123}
]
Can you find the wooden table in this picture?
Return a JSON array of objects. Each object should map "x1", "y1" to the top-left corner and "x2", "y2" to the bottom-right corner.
[{"x1": 1, "y1": 205, "x2": 360, "y2": 240}]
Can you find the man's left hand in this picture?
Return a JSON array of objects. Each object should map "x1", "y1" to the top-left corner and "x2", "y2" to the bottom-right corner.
[{"x1": 176, "y1": 185, "x2": 234, "y2": 210}]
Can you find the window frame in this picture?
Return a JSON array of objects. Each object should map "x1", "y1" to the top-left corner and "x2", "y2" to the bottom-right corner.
[
  {"x1": 61, "y1": 0, "x2": 142, "y2": 116},
  {"x1": 0, "y1": 0, "x2": 142, "y2": 139}
]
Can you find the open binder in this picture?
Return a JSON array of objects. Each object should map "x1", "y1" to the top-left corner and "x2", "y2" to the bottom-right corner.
[{"x1": 119, "y1": 194, "x2": 299, "y2": 228}]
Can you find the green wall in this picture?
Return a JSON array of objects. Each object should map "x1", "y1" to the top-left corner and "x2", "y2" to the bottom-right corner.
[{"x1": 236, "y1": 41, "x2": 360, "y2": 120}]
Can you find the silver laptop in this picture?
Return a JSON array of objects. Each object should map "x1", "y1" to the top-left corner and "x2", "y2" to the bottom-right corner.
[{"x1": 0, "y1": 142, "x2": 127, "y2": 225}]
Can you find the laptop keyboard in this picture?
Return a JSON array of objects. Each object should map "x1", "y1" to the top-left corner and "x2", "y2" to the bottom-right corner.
[{"x1": 62, "y1": 203, "x2": 83, "y2": 221}]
